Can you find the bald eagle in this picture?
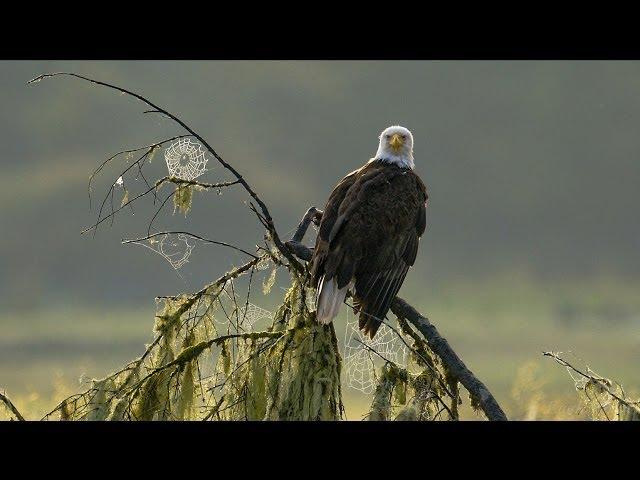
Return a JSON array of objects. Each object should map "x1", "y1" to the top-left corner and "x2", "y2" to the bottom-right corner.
[{"x1": 310, "y1": 126, "x2": 428, "y2": 339}]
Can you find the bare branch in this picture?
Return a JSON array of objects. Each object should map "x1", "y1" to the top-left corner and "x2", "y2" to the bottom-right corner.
[
  {"x1": 291, "y1": 206, "x2": 322, "y2": 243},
  {"x1": 30, "y1": 72, "x2": 303, "y2": 273},
  {"x1": 165, "y1": 177, "x2": 241, "y2": 190},
  {"x1": 0, "y1": 391, "x2": 25, "y2": 421},
  {"x1": 285, "y1": 207, "x2": 322, "y2": 259},
  {"x1": 122, "y1": 231, "x2": 258, "y2": 259}
]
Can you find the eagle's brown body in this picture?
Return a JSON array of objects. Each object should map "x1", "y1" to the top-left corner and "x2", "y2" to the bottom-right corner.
[{"x1": 310, "y1": 159, "x2": 428, "y2": 339}]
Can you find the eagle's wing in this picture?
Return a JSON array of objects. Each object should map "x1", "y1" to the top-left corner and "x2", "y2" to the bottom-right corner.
[
  {"x1": 309, "y1": 168, "x2": 361, "y2": 288},
  {"x1": 311, "y1": 163, "x2": 398, "y2": 289},
  {"x1": 354, "y1": 193, "x2": 427, "y2": 338}
]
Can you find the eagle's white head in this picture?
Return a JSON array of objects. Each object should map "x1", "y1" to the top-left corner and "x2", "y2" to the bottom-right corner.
[{"x1": 373, "y1": 125, "x2": 415, "y2": 170}]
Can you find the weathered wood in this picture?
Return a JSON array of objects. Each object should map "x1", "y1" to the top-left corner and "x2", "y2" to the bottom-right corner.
[{"x1": 391, "y1": 297, "x2": 507, "y2": 421}]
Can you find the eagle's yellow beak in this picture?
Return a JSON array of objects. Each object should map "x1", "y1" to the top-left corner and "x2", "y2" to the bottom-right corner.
[{"x1": 389, "y1": 133, "x2": 404, "y2": 152}]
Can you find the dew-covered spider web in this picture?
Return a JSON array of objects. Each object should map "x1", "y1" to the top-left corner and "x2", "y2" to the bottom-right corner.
[
  {"x1": 239, "y1": 302, "x2": 274, "y2": 329},
  {"x1": 343, "y1": 308, "x2": 407, "y2": 394},
  {"x1": 213, "y1": 289, "x2": 274, "y2": 331},
  {"x1": 132, "y1": 233, "x2": 195, "y2": 271},
  {"x1": 165, "y1": 138, "x2": 208, "y2": 181}
]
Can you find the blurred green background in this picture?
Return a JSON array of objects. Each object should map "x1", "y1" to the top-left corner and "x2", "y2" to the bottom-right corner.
[{"x1": 2, "y1": 61, "x2": 640, "y2": 419}]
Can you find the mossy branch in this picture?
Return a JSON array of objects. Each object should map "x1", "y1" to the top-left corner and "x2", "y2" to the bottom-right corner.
[{"x1": 390, "y1": 298, "x2": 507, "y2": 421}]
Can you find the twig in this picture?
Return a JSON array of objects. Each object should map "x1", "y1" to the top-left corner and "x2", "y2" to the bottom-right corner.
[
  {"x1": 122, "y1": 231, "x2": 258, "y2": 260},
  {"x1": 286, "y1": 207, "x2": 322, "y2": 260},
  {"x1": 354, "y1": 338, "x2": 395, "y2": 365},
  {"x1": 0, "y1": 391, "x2": 26, "y2": 421},
  {"x1": 291, "y1": 207, "x2": 322, "y2": 243}
]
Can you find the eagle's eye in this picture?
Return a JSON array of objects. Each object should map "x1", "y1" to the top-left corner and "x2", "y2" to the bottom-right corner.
[
  {"x1": 385, "y1": 134, "x2": 390, "y2": 139},
  {"x1": 401, "y1": 135, "x2": 406, "y2": 140}
]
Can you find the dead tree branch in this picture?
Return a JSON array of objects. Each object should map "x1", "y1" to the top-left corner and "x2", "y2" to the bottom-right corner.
[
  {"x1": 291, "y1": 206, "x2": 322, "y2": 243},
  {"x1": 0, "y1": 391, "x2": 25, "y2": 421},
  {"x1": 390, "y1": 299, "x2": 507, "y2": 421},
  {"x1": 29, "y1": 72, "x2": 303, "y2": 274}
]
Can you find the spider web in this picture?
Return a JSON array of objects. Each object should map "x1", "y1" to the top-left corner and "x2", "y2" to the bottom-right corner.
[
  {"x1": 342, "y1": 307, "x2": 407, "y2": 394},
  {"x1": 238, "y1": 303, "x2": 274, "y2": 329},
  {"x1": 132, "y1": 233, "x2": 195, "y2": 271},
  {"x1": 213, "y1": 289, "x2": 274, "y2": 331},
  {"x1": 128, "y1": 233, "x2": 274, "y2": 329},
  {"x1": 164, "y1": 138, "x2": 208, "y2": 181}
]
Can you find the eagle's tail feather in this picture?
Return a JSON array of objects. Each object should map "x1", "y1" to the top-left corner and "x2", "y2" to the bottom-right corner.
[
  {"x1": 315, "y1": 275, "x2": 351, "y2": 324},
  {"x1": 360, "y1": 307, "x2": 384, "y2": 339}
]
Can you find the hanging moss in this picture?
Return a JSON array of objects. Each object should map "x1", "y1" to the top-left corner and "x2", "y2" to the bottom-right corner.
[
  {"x1": 395, "y1": 405, "x2": 418, "y2": 421},
  {"x1": 262, "y1": 266, "x2": 278, "y2": 295},
  {"x1": 85, "y1": 378, "x2": 112, "y2": 421},
  {"x1": 148, "y1": 145, "x2": 159, "y2": 163},
  {"x1": 369, "y1": 363, "x2": 403, "y2": 421},
  {"x1": 174, "y1": 362, "x2": 196, "y2": 420},
  {"x1": 173, "y1": 185, "x2": 193, "y2": 215},
  {"x1": 59, "y1": 399, "x2": 71, "y2": 421},
  {"x1": 269, "y1": 321, "x2": 343, "y2": 420},
  {"x1": 211, "y1": 278, "x2": 344, "y2": 421},
  {"x1": 132, "y1": 315, "x2": 177, "y2": 420},
  {"x1": 444, "y1": 369, "x2": 460, "y2": 420}
]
